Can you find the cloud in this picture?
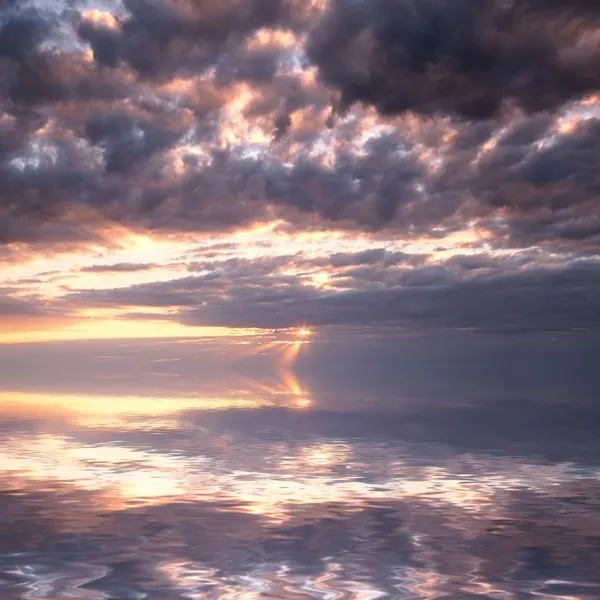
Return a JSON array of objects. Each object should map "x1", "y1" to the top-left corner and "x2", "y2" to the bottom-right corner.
[
  {"x1": 0, "y1": 0, "x2": 599, "y2": 334},
  {"x1": 63, "y1": 253, "x2": 600, "y2": 332},
  {"x1": 189, "y1": 263, "x2": 599, "y2": 331},
  {"x1": 0, "y1": 0, "x2": 598, "y2": 246},
  {"x1": 308, "y1": 0, "x2": 600, "y2": 119},
  {"x1": 0, "y1": 293, "x2": 45, "y2": 316},
  {"x1": 459, "y1": 115, "x2": 600, "y2": 247},
  {"x1": 0, "y1": 290, "x2": 73, "y2": 339},
  {"x1": 0, "y1": 9, "x2": 53, "y2": 63},
  {"x1": 84, "y1": 111, "x2": 185, "y2": 174},
  {"x1": 79, "y1": 262, "x2": 156, "y2": 273},
  {"x1": 77, "y1": 0, "x2": 316, "y2": 78}
]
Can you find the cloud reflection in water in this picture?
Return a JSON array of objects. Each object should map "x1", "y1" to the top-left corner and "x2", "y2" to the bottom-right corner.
[{"x1": 1, "y1": 334, "x2": 600, "y2": 599}]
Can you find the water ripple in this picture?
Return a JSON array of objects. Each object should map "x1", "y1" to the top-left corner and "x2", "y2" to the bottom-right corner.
[{"x1": 2, "y1": 381, "x2": 600, "y2": 599}]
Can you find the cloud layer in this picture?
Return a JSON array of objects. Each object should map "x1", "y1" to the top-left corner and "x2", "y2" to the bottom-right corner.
[{"x1": 1, "y1": 0, "x2": 600, "y2": 332}]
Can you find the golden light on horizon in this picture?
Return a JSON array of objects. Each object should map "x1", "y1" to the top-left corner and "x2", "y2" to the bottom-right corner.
[
  {"x1": 0, "y1": 219, "x2": 496, "y2": 347},
  {"x1": 293, "y1": 396, "x2": 313, "y2": 409},
  {"x1": 0, "y1": 315, "x2": 260, "y2": 344}
]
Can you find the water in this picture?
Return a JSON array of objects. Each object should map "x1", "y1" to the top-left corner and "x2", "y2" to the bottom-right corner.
[{"x1": 1, "y1": 333, "x2": 600, "y2": 599}]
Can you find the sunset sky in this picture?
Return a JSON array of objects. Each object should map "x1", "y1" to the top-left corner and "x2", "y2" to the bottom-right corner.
[
  {"x1": 2, "y1": 0, "x2": 600, "y2": 344},
  {"x1": 3, "y1": 4, "x2": 600, "y2": 595}
]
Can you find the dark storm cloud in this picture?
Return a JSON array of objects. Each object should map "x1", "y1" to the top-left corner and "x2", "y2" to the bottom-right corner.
[
  {"x1": 74, "y1": 132, "x2": 424, "y2": 234},
  {"x1": 214, "y1": 47, "x2": 282, "y2": 86},
  {"x1": 0, "y1": 60, "x2": 422, "y2": 243},
  {"x1": 329, "y1": 248, "x2": 386, "y2": 267},
  {"x1": 495, "y1": 113, "x2": 554, "y2": 147},
  {"x1": 0, "y1": 3, "x2": 132, "y2": 108},
  {"x1": 186, "y1": 248, "x2": 419, "y2": 279},
  {"x1": 465, "y1": 116, "x2": 600, "y2": 246},
  {"x1": 0, "y1": 0, "x2": 597, "y2": 249},
  {"x1": 308, "y1": 0, "x2": 600, "y2": 120},
  {"x1": 0, "y1": 143, "x2": 103, "y2": 245},
  {"x1": 0, "y1": 98, "x2": 597, "y2": 252},
  {"x1": 261, "y1": 133, "x2": 426, "y2": 227},
  {"x1": 84, "y1": 110, "x2": 184, "y2": 173},
  {"x1": 272, "y1": 111, "x2": 292, "y2": 142},
  {"x1": 78, "y1": 0, "x2": 316, "y2": 78},
  {"x1": 0, "y1": 10, "x2": 51, "y2": 63},
  {"x1": 477, "y1": 117, "x2": 600, "y2": 210},
  {"x1": 0, "y1": 0, "x2": 598, "y2": 338},
  {"x1": 0, "y1": 107, "x2": 45, "y2": 163}
]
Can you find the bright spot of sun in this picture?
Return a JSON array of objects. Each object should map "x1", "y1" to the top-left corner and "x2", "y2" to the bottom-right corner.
[
  {"x1": 297, "y1": 328, "x2": 312, "y2": 337},
  {"x1": 311, "y1": 272, "x2": 330, "y2": 287},
  {"x1": 294, "y1": 396, "x2": 313, "y2": 410}
]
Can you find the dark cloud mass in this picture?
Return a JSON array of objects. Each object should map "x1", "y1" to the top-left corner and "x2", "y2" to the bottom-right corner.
[
  {"x1": 0, "y1": 0, "x2": 599, "y2": 332},
  {"x1": 0, "y1": 0, "x2": 599, "y2": 239},
  {"x1": 308, "y1": 0, "x2": 600, "y2": 119},
  {"x1": 64, "y1": 255, "x2": 600, "y2": 332},
  {"x1": 79, "y1": 0, "x2": 315, "y2": 77}
]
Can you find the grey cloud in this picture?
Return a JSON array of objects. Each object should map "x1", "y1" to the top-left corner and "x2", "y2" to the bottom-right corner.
[
  {"x1": 78, "y1": 0, "x2": 314, "y2": 79},
  {"x1": 63, "y1": 254, "x2": 600, "y2": 332},
  {"x1": 272, "y1": 111, "x2": 292, "y2": 142},
  {"x1": 79, "y1": 262, "x2": 156, "y2": 273},
  {"x1": 81, "y1": 132, "x2": 425, "y2": 234},
  {"x1": 187, "y1": 248, "x2": 418, "y2": 276},
  {"x1": 261, "y1": 133, "x2": 426, "y2": 228},
  {"x1": 84, "y1": 111, "x2": 184, "y2": 174},
  {"x1": 1, "y1": 94, "x2": 599, "y2": 254},
  {"x1": 183, "y1": 263, "x2": 600, "y2": 332},
  {"x1": 330, "y1": 248, "x2": 386, "y2": 268},
  {"x1": 0, "y1": 0, "x2": 598, "y2": 342},
  {"x1": 0, "y1": 10, "x2": 51, "y2": 63},
  {"x1": 308, "y1": 0, "x2": 600, "y2": 120},
  {"x1": 496, "y1": 113, "x2": 554, "y2": 147},
  {"x1": 214, "y1": 47, "x2": 282, "y2": 87},
  {"x1": 468, "y1": 116, "x2": 600, "y2": 246},
  {"x1": 0, "y1": 294, "x2": 44, "y2": 316}
]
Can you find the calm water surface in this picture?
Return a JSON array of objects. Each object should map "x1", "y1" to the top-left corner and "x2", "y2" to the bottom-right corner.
[{"x1": 1, "y1": 335, "x2": 600, "y2": 599}]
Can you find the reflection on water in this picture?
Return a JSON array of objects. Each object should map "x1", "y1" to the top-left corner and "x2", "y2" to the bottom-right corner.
[{"x1": 1, "y1": 334, "x2": 600, "y2": 599}]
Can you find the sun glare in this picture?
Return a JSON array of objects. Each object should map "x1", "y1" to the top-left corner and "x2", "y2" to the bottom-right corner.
[{"x1": 297, "y1": 327, "x2": 312, "y2": 337}]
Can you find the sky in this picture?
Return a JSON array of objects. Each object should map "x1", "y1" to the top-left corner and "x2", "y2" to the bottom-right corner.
[{"x1": 1, "y1": 0, "x2": 600, "y2": 343}]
